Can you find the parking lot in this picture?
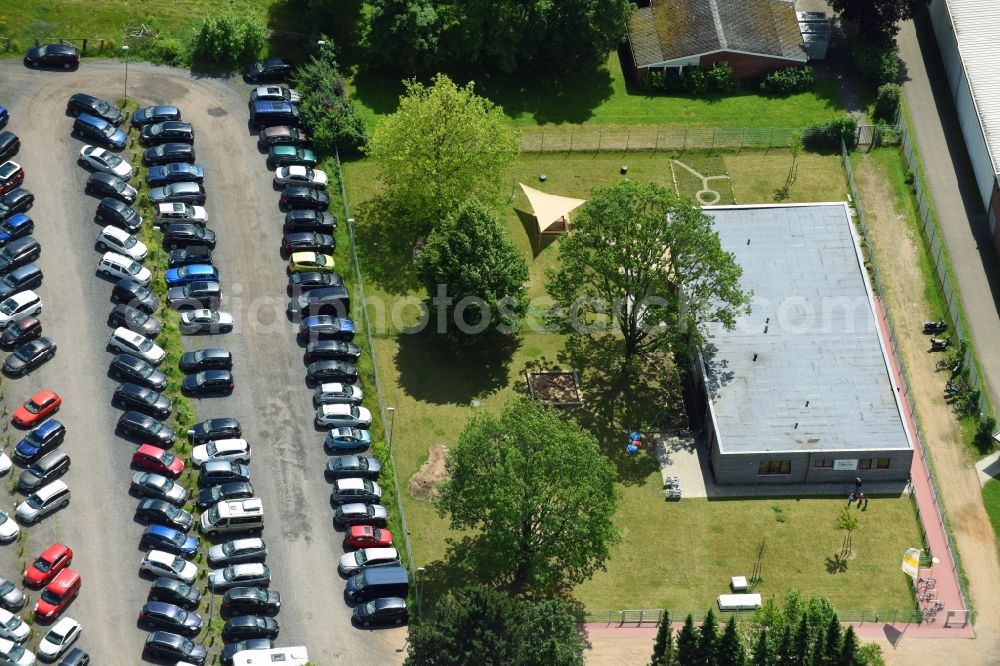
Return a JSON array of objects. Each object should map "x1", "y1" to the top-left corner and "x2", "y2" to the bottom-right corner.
[{"x1": 1, "y1": 59, "x2": 404, "y2": 664}]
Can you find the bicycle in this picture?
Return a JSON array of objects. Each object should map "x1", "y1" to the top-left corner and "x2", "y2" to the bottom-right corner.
[
  {"x1": 917, "y1": 577, "x2": 936, "y2": 591},
  {"x1": 918, "y1": 590, "x2": 937, "y2": 601},
  {"x1": 921, "y1": 608, "x2": 937, "y2": 622}
]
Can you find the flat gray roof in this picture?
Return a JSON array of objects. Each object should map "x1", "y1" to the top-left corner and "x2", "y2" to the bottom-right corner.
[{"x1": 701, "y1": 203, "x2": 912, "y2": 455}]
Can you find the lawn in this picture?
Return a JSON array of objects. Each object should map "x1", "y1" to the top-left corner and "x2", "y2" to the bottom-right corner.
[{"x1": 345, "y1": 147, "x2": 921, "y2": 615}]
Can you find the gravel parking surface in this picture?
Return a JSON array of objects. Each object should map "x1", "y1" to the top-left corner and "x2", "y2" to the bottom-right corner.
[{"x1": 1, "y1": 60, "x2": 404, "y2": 665}]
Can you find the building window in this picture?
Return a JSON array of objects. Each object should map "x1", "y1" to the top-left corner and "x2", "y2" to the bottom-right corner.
[
  {"x1": 814, "y1": 459, "x2": 833, "y2": 468},
  {"x1": 758, "y1": 460, "x2": 791, "y2": 475},
  {"x1": 876, "y1": 458, "x2": 890, "y2": 469},
  {"x1": 859, "y1": 458, "x2": 872, "y2": 470}
]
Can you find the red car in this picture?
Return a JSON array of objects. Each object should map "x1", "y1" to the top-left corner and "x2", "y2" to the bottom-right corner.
[
  {"x1": 0, "y1": 162, "x2": 23, "y2": 195},
  {"x1": 34, "y1": 568, "x2": 80, "y2": 620},
  {"x1": 24, "y1": 543, "x2": 73, "y2": 587},
  {"x1": 12, "y1": 389, "x2": 61, "y2": 428},
  {"x1": 344, "y1": 525, "x2": 393, "y2": 550},
  {"x1": 132, "y1": 444, "x2": 184, "y2": 479}
]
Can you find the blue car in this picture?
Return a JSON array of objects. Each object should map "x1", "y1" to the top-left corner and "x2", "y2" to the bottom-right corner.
[
  {"x1": 0, "y1": 106, "x2": 7, "y2": 130},
  {"x1": 298, "y1": 315, "x2": 355, "y2": 342},
  {"x1": 14, "y1": 419, "x2": 66, "y2": 464},
  {"x1": 324, "y1": 427, "x2": 372, "y2": 454},
  {"x1": 0, "y1": 213, "x2": 32, "y2": 247},
  {"x1": 140, "y1": 524, "x2": 199, "y2": 558},
  {"x1": 73, "y1": 113, "x2": 127, "y2": 150},
  {"x1": 146, "y1": 163, "x2": 205, "y2": 187},
  {"x1": 165, "y1": 264, "x2": 218, "y2": 287}
]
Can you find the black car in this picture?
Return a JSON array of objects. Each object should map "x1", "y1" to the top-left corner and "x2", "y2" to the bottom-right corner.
[
  {"x1": 0, "y1": 316, "x2": 40, "y2": 349},
  {"x1": 326, "y1": 455, "x2": 382, "y2": 480},
  {"x1": 0, "y1": 188, "x2": 34, "y2": 220},
  {"x1": 258, "y1": 126, "x2": 309, "y2": 148},
  {"x1": 108, "y1": 304, "x2": 161, "y2": 338},
  {"x1": 0, "y1": 107, "x2": 7, "y2": 130},
  {"x1": 220, "y1": 587, "x2": 281, "y2": 617},
  {"x1": 280, "y1": 186, "x2": 329, "y2": 211},
  {"x1": 0, "y1": 133, "x2": 19, "y2": 165},
  {"x1": 222, "y1": 615, "x2": 279, "y2": 641},
  {"x1": 132, "y1": 105, "x2": 182, "y2": 129},
  {"x1": 117, "y1": 411, "x2": 176, "y2": 447},
  {"x1": 85, "y1": 172, "x2": 136, "y2": 204},
  {"x1": 307, "y1": 360, "x2": 359, "y2": 384},
  {"x1": 0, "y1": 236, "x2": 39, "y2": 274},
  {"x1": 220, "y1": 638, "x2": 273, "y2": 666},
  {"x1": 149, "y1": 182, "x2": 206, "y2": 205},
  {"x1": 304, "y1": 340, "x2": 361, "y2": 363},
  {"x1": 143, "y1": 631, "x2": 207, "y2": 665},
  {"x1": 188, "y1": 417, "x2": 241, "y2": 445},
  {"x1": 167, "y1": 281, "x2": 221, "y2": 310},
  {"x1": 24, "y1": 44, "x2": 79, "y2": 69},
  {"x1": 199, "y1": 462, "x2": 250, "y2": 487},
  {"x1": 333, "y1": 502, "x2": 389, "y2": 528},
  {"x1": 168, "y1": 246, "x2": 213, "y2": 268},
  {"x1": 244, "y1": 57, "x2": 293, "y2": 82},
  {"x1": 179, "y1": 348, "x2": 232, "y2": 373},
  {"x1": 95, "y1": 197, "x2": 142, "y2": 232},
  {"x1": 284, "y1": 209, "x2": 336, "y2": 233},
  {"x1": 0, "y1": 264, "x2": 42, "y2": 299},
  {"x1": 66, "y1": 93, "x2": 123, "y2": 126},
  {"x1": 112, "y1": 383, "x2": 172, "y2": 419},
  {"x1": 289, "y1": 286, "x2": 350, "y2": 319},
  {"x1": 149, "y1": 577, "x2": 201, "y2": 610},
  {"x1": 353, "y1": 597, "x2": 409, "y2": 627},
  {"x1": 109, "y1": 353, "x2": 168, "y2": 391},
  {"x1": 135, "y1": 499, "x2": 193, "y2": 531},
  {"x1": 142, "y1": 143, "x2": 196, "y2": 166},
  {"x1": 162, "y1": 223, "x2": 216, "y2": 249},
  {"x1": 56, "y1": 648, "x2": 89, "y2": 666},
  {"x1": 139, "y1": 601, "x2": 202, "y2": 636},
  {"x1": 140, "y1": 121, "x2": 195, "y2": 147},
  {"x1": 111, "y1": 278, "x2": 160, "y2": 314},
  {"x1": 147, "y1": 163, "x2": 205, "y2": 187},
  {"x1": 3, "y1": 337, "x2": 54, "y2": 376},
  {"x1": 18, "y1": 450, "x2": 70, "y2": 494},
  {"x1": 195, "y1": 481, "x2": 253, "y2": 509},
  {"x1": 282, "y1": 231, "x2": 335, "y2": 255},
  {"x1": 288, "y1": 271, "x2": 343, "y2": 294},
  {"x1": 182, "y1": 370, "x2": 234, "y2": 396}
]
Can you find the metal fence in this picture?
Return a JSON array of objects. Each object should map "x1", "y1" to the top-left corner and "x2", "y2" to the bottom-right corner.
[
  {"x1": 334, "y1": 148, "x2": 416, "y2": 579},
  {"x1": 840, "y1": 139, "x2": 973, "y2": 623},
  {"x1": 582, "y1": 608, "x2": 925, "y2": 626},
  {"x1": 31, "y1": 37, "x2": 116, "y2": 54}
]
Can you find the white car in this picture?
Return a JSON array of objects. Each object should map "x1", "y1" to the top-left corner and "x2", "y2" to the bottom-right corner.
[
  {"x1": 78, "y1": 145, "x2": 132, "y2": 179},
  {"x1": 179, "y1": 309, "x2": 234, "y2": 334},
  {"x1": 0, "y1": 452, "x2": 10, "y2": 478},
  {"x1": 141, "y1": 550, "x2": 197, "y2": 584},
  {"x1": 0, "y1": 609, "x2": 29, "y2": 643},
  {"x1": 190, "y1": 439, "x2": 251, "y2": 467},
  {"x1": 252, "y1": 85, "x2": 301, "y2": 104},
  {"x1": 274, "y1": 165, "x2": 327, "y2": 189},
  {"x1": 0, "y1": 291, "x2": 41, "y2": 329},
  {"x1": 315, "y1": 403, "x2": 372, "y2": 429},
  {"x1": 0, "y1": 511, "x2": 18, "y2": 543},
  {"x1": 16, "y1": 480, "x2": 70, "y2": 524},
  {"x1": 313, "y1": 382, "x2": 363, "y2": 406},
  {"x1": 0, "y1": 637, "x2": 33, "y2": 665},
  {"x1": 96, "y1": 225, "x2": 147, "y2": 261},
  {"x1": 37, "y1": 617, "x2": 80, "y2": 661},
  {"x1": 97, "y1": 251, "x2": 151, "y2": 286},
  {"x1": 108, "y1": 327, "x2": 165, "y2": 365},
  {"x1": 154, "y1": 202, "x2": 208, "y2": 226},
  {"x1": 338, "y1": 547, "x2": 400, "y2": 576}
]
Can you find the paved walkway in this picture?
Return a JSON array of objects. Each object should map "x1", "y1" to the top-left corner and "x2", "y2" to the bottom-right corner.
[{"x1": 898, "y1": 12, "x2": 1000, "y2": 411}]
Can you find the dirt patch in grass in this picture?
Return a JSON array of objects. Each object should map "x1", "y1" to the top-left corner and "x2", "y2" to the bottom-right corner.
[{"x1": 409, "y1": 443, "x2": 449, "y2": 501}]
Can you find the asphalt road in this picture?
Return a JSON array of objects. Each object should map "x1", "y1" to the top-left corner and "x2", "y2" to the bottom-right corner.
[{"x1": 1, "y1": 60, "x2": 404, "y2": 665}]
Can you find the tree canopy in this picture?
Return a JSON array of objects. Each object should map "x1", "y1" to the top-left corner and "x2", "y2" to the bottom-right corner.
[
  {"x1": 437, "y1": 398, "x2": 619, "y2": 594},
  {"x1": 547, "y1": 180, "x2": 750, "y2": 360},
  {"x1": 417, "y1": 198, "x2": 528, "y2": 345},
  {"x1": 291, "y1": 39, "x2": 367, "y2": 155},
  {"x1": 364, "y1": 74, "x2": 519, "y2": 231},
  {"x1": 405, "y1": 585, "x2": 584, "y2": 666},
  {"x1": 830, "y1": 0, "x2": 923, "y2": 46}
]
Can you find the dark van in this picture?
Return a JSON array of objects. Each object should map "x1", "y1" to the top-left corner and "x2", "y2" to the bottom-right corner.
[
  {"x1": 288, "y1": 285, "x2": 350, "y2": 318},
  {"x1": 345, "y1": 566, "x2": 409, "y2": 604},
  {"x1": 249, "y1": 102, "x2": 301, "y2": 130}
]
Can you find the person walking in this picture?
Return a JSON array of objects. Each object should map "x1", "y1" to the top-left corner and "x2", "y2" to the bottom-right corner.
[
  {"x1": 856, "y1": 476, "x2": 863, "y2": 491},
  {"x1": 863, "y1": 495, "x2": 869, "y2": 510},
  {"x1": 848, "y1": 492, "x2": 856, "y2": 506}
]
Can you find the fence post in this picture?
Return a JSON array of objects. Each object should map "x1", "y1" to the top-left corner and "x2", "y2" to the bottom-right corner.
[
  {"x1": 99, "y1": 39, "x2": 105, "y2": 53},
  {"x1": 625, "y1": 129, "x2": 631, "y2": 153},
  {"x1": 738, "y1": 128, "x2": 745, "y2": 154},
  {"x1": 569, "y1": 131, "x2": 573, "y2": 153},
  {"x1": 81, "y1": 39, "x2": 87, "y2": 54},
  {"x1": 539, "y1": 131, "x2": 544, "y2": 154},
  {"x1": 710, "y1": 128, "x2": 716, "y2": 152},
  {"x1": 597, "y1": 130, "x2": 602, "y2": 153},
  {"x1": 654, "y1": 128, "x2": 660, "y2": 154},
  {"x1": 682, "y1": 129, "x2": 688, "y2": 153}
]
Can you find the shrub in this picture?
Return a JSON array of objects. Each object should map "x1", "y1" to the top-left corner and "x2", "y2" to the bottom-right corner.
[
  {"x1": 706, "y1": 61, "x2": 736, "y2": 93},
  {"x1": 150, "y1": 37, "x2": 186, "y2": 67},
  {"x1": 853, "y1": 43, "x2": 900, "y2": 87},
  {"x1": 760, "y1": 66, "x2": 815, "y2": 95},
  {"x1": 643, "y1": 70, "x2": 668, "y2": 92},
  {"x1": 976, "y1": 414, "x2": 997, "y2": 449},
  {"x1": 678, "y1": 63, "x2": 736, "y2": 95},
  {"x1": 874, "y1": 83, "x2": 902, "y2": 122},
  {"x1": 804, "y1": 114, "x2": 859, "y2": 151},
  {"x1": 191, "y1": 13, "x2": 266, "y2": 68}
]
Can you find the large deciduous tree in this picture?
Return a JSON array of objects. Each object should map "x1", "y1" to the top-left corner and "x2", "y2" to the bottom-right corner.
[
  {"x1": 830, "y1": 0, "x2": 923, "y2": 46},
  {"x1": 547, "y1": 180, "x2": 750, "y2": 360},
  {"x1": 437, "y1": 398, "x2": 619, "y2": 594},
  {"x1": 405, "y1": 585, "x2": 584, "y2": 666},
  {"x1": 417, "y1": 198, "x2": 528, "y2": 345},
  {"x1": 364, "y1": 74, "x2": 519, "y2": 231}
]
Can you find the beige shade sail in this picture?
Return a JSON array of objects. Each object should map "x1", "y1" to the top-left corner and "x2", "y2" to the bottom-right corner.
[{"x1": 519, "y1": 183, "x2": 586, "y2": 234}]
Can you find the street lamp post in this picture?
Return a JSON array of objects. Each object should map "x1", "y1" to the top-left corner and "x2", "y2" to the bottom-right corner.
[
  {"x1": 386, "y1": 406, "x2": 396, "y2": 451},
  {"x1": 416, "y1": 567, "x2": 426, "y2": 619},
  {"x1": 122, "y1": 45, "x2": 129, "y2": 105}
]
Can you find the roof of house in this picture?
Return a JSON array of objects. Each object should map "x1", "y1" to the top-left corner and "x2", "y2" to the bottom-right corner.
[
  {"x1": 629, "y1": 0, "x2": 807, "y2": 69},
  {"x1": 700, "y1": 203, "x2": 912, "y2": 456}
]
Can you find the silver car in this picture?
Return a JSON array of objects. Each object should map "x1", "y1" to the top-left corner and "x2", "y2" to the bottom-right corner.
[
  {"x1": 0, "y1": 578, "x2": 25, "y2": 612},
  {"x1": 16, "y1": 480, "x2": 70, "y2": 523}
]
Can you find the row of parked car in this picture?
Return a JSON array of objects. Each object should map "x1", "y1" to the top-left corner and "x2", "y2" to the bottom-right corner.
[
  {"x1": 247, "y1": 84, "x2": 411, "y2": 628},
  {"x1": 0, "y1": 102, "x2": 89, "y2": 666}
]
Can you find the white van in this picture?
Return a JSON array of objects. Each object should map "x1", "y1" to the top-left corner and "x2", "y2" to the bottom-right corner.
[
  {"x1": 97, "y1": 251, "x2": 151, "y2": 286},
  {"x1": 233, "y1": 646, "x2": 309, "y2": 666},
  {"x1": 200, "y1": 498, "x2": 264, "y2": 535}
]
